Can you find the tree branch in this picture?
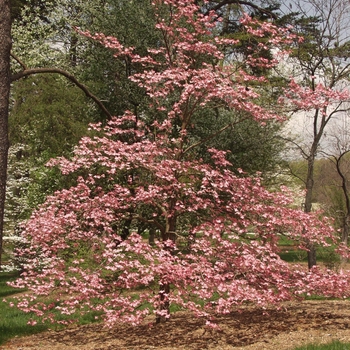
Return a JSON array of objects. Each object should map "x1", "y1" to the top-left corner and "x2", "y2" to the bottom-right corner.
[
  {"x1": 10, "y1": 53, "x2": 27, "y2": 70},
  {"x1": 11, "y1": 67, "x2": 113, "y2": 120},
  {"x1": 205, "y1": 0, "x2": 277, "y2": 19},
  {"x1": 183, "y1": 119, "x2": 244, "y2": 155},
  {"x1": 278, "y1": 135, "x2": 309, "y2": 160},
  {"x1": 287, "y1": 162, "x2": 306, "y2": 186}
]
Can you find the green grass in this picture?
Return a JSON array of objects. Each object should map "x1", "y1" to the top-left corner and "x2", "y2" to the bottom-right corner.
[
  {"x1": 278, "y1": 235, "x2": 307, "y2": 263},
  {"x1": 0, "y1": 271, "x2": 48, "y2": 345},
  {"x1": 0, "y1": 237, "x2": 346, "y2": 346},
  {"x1": 278, "y1": 235, "x2": 297, "y2": 246},
  {"x1": 279, "y1": 249, "x2": 308, "y2": 262},
  {"x1": 293, "y1": 340, "x2": 350, "y2": 349},
  {"x1": 0, "y1": 271, "x2": 102, "y2": 345},
  {"x1": 277, "y1": 236, "x2": 341, "y2": 269}
]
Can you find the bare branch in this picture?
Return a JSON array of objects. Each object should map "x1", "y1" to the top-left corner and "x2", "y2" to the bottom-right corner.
[
  {"x1": 278, "y1": 135, "x2": 309, "y2": 160},
  {"x1": 287, "y1": 162, "x2": 306, "y2": 186}
]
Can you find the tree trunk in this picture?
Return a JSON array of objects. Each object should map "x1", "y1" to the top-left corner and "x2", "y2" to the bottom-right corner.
[
  {"x1": 307, "y1": 241, "x2": 317, "y2": 269},
  {"x1": 305, "y1": 153, "x2": 317, "y2": 269},
  {"x1": 69, "y1": 33, "x2": 78, "y2": 67},
  {"x1": 341, "y1": 215, "x2": 350, "y2": 264},
  {"x1": 156, "y1": 282, "x2": 171, "y2": 324},
  {"x1": 148, "y1": 227, "x2": 156, "y2": 246},
  {"x1": 0, "y1": 0, "x2": 12, "y2": 270},
  {"x1": 156, "y1": 215, "x2": 176, "y2": 324},
  {"x1": 342, "y1": 218, "x2": 349, "y2": 246},
  {"x1": 336, "y1": 151, "x2": 350, "y2": 261}
]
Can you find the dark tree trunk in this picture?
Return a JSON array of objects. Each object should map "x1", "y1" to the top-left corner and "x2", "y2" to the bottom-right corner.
[
  {"x1": 335, "y1": 151, "x2": 350, "y2": 264},
  {"x1": 305, "y1": 149, "x2": 317, "y2": 269},
  {"x1": 156, "y1": 214, "x2": 176, "y2": 324},
  {"x1": 69, "y1": 33, "x2": 78, "y2": 67},
  {"x1": 342, "y1": 218, "x2": 349, "y2": 247},
  {"x1": 342, "y1": 216, "x2": 349, "y2": 264},
  {"x1": 148, "y1": 226, "x2": 156, "y2": 246},
  {"x1": 156, "y1": 282, "x2": 170, "y2": 324},
  {"x1": 0, "y1": 0, "x2": 12, "y2": 270},
  {"x1": 307, "y1": 241, "x2": 317, "y2": 269}
]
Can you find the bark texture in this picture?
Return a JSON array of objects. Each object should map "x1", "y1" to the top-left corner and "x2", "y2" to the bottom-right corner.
[{"x1": 0, "y1": 0, "x2": 12, "y2": 269}]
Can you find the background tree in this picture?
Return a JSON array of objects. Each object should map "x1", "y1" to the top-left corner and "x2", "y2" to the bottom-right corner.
[
  {"x1": 281, "y1": 0, "x2": 350, "y2": 268},
  {"x1": 192, "y1": 109, "x2": 286, "y2": 177},
  {"x1": 4, "y1": 0, "x2": 160, "y2": 237},
  {"x1": 4, "y1": 74, "x2": 96, "y2": 235},
  {"x1": 0, "y1": 0, "x2": 11, "y2": 269},
  {"x1": 328, "y1": 149, "x2": 350, "y2": 248},
  {"x1": 0, "y1": 0, "x2": 124, "y2": 268},
  {"x1": 192, "y1": 0, "x2": 303, "y2": 178},
  {"x1": 315, "y1": 124, "x2": 350, "y2": 249}
]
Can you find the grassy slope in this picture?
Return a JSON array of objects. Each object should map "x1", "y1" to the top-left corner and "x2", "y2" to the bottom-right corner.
[
  {"x1": 0, "y1": 271, "x2": 103, "y2": 345},
  {"x1": 0, "y1": 272, "x2": 47, "y2": 345},
  {"x1": 0, "y1": 236, "x2": 346, "y2": 346}
]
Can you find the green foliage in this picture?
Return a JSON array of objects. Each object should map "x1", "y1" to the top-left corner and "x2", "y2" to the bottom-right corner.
[
  {"x1": 5, "y1": 74, "x2": 95, "y2": 235},
  {"x1": 78, "y1": 0, "x2": 161, "y2": 118},
  {"x1": 288, "y1": 15, "x2": 323, "y2": 64},
  {"x1": 279, "y1": 250, "x2": 308, "y2": 263},
  {"x1": 7, "y1": 0, "x2": 162, "y2": 228},
  {"x1": 279, "y1": 245, "x2": 341, "y2": 271},
  {"x1": 278, "y1": 244, "x2": 308, "y2": 262},
  {"x1": 317, "y1": 245, "x2": 341, "y2": 271},
  {"x1": 10, "y1": 0, "x2": 55, "y2": 22},
  {"x1": 192, "y1": 108, "x2": 286, "y2": 177},
  {"x1": 9, "y1": 75, "x2": 93, "y2": 157},
  {"x1": 288, "y1": 159, "x2": 307, "y2": 186},
  {"x1": 278, "y1": 233, "x2": 342, "y2": 269},
  {"x1": 277, "y1": 235, "x2": 342, "y2": 269}
]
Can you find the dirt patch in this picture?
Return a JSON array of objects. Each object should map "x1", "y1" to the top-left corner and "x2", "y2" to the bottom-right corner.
[{"x1": 2, "y1": 300, "x2": 350, "y2": 350}]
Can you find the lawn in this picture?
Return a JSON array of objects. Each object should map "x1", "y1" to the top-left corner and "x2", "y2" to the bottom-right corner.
[
  {"x1": 294, "y1": 340, "x2": 350, "y2": 349},
  {"x1": 1, "y1": 270, "x2": 350, "y2": 350},
  {"x1": 0, "y1": 270, "x2": 107, "y2": 346},
  {"x1": 0, "y1": 251, "x2": 349, "y2": 349},
  {"x1": 0, "y1": 271, "x2": 47, "y2": 345}
]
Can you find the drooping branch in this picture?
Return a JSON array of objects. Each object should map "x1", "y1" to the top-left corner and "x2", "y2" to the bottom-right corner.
[{"x1": 11, "y1": 67, "x2": 112, "y2": 120}]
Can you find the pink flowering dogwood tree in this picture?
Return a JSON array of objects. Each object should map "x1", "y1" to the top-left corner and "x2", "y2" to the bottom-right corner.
[{"x1": 8, "y1": 0, "x2": 350, "y2": 327}]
